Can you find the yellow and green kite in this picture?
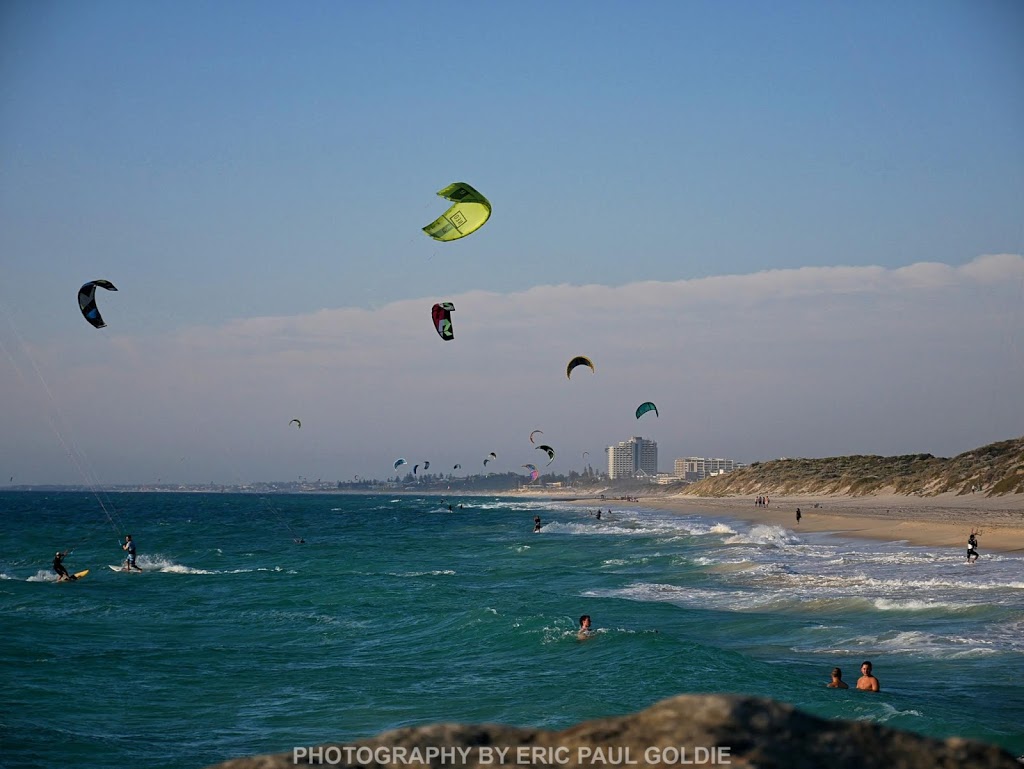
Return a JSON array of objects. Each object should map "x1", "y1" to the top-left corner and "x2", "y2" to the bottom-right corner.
[{"x1": 422, "y1": 183, "x2": 492, "y2": 242}]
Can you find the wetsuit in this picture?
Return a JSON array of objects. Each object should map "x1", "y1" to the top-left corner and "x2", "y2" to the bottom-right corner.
[
  {"x1": 53, "y1": 553, "x2": 71, "y2": 580},
  {"x1": 967, "y1": 534, "x2": 979, "y2": 562}
]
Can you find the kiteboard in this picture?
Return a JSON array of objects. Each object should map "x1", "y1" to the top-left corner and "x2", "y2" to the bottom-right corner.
[
  {"x1": 108, "y1": 565, "x2": 143, "y2": 573},
  {"x1": 59, "y1": 570, "x2": 89, "y2": 581}
]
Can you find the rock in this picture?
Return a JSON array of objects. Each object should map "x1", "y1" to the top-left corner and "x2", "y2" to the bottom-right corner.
[{"x1": 205, "y1": 693, "x2": 1020, "y2": 769}]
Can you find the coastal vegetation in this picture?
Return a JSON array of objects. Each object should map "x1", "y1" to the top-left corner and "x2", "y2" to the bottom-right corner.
[{"x1": 682, "y1": 437, "x2": 1024, "y2": 498}]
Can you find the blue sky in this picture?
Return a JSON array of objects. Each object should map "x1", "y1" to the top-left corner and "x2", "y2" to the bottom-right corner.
[{"x1": 2, "y1": 1, "x2": 1022, "y2": 484}]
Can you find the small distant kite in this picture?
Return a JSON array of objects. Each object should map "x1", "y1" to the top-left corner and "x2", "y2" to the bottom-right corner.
[
  {"x1": 422, "y1": 183, "x2": 492, "y2": 242},
  {"x1": 289, "y1": 419, "x2": 302, "y2": 429},
  {"x1": 522, "y1": 464, "x2": 540, "y2": 482},
  {"x1": 423, "y1": 461, "x2": 430, "y2": 471},
  {"x1": 78, "y1": 280, "x2": 118, "y2": 329},
  {"x1": 413, "y1": 464, "x2": 420, "y2": 475},
  {"x1": 394, "y1": 458, "x2": 407, "y2": 471},
  {"x1": 453, "y1": 464, "x2": 462, "y2": 470},
  {"x1": 566, "y1": 356, "x2": 594, "y2": 379},
  {"x1": 535, "y1": 444, "x2": 555, "y2": 466},
  {"x1": 432, "y1": 302, "x2": 455, "y2": 341},
  {"x1": 483, "y1": 452, "x2": 497, "y2": 467},
  {"x1": 529, "y1": 429, "x2": 543, "y2": 444},
  {"x1": 635, "y1": 402, "x2": 659, "y2": 419}
]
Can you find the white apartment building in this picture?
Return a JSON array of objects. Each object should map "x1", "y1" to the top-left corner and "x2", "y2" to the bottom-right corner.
[
  {"x1": 674, "y1": 456, "x2": 743, "y2": 482},
  {"x1": 607, "y1": 437, "x2": 658, "y2": 479}
]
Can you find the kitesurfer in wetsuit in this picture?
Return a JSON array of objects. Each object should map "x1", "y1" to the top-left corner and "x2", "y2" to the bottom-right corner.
[{"x1": 53, "y1": 551, "x2": 75, "y2": 581}]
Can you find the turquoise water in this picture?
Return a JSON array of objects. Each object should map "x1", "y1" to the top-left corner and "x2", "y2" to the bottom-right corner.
[{"x1": 2, "y1": 491, "x2": 1022, "y2": 768}]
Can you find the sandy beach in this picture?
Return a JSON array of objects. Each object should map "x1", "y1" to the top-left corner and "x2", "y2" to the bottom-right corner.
[
  {"x1": 514, "y1": 488, "x2": 1024, "y2": 554},
  {"x1": 629, "y1": 492, "x2": 1024, "y2": 554}
]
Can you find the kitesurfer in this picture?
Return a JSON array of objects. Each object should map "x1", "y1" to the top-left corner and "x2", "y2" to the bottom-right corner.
[
  {"x1": 856, "y1": 661, "x2": 880, "y2": 692},
  {"x1": 967, "y1": 530, "x2": 979, "y2": 564},
  {"x1": 121, "y1": 534, "x2": 142, "y2": 572},
  {"x1": 826, "y1": 667, "x2": 848, "y2": 689},
  {"x1": 533, "y1": 515, "x2": 542, "y2": 532},
  {"x1": 53, "y1": 551, "x2": 76, "y2": 581}
]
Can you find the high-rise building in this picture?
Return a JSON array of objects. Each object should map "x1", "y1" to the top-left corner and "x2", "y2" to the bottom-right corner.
[
  {"x1": 673, "y1": 456, "x2": 743, "y2": 481},
  {"x1": 607, "y1": 437, "x2": 658, "y2": 479}
]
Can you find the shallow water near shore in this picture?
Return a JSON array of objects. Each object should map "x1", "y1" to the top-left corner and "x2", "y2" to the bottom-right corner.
[{"x1": 2, "y1": 491, "x2": 1022, "y2": 768}]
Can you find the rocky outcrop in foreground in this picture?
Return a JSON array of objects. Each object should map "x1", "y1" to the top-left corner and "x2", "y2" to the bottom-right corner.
[{"x1": 206, "y1": 693, "x2": 1020, "y2": 769}]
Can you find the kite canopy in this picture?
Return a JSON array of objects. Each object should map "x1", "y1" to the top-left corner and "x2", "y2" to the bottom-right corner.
[
  {"x1": 566, "y1": 356, "x2": 594, "y2": 379},
  {"x1": 529, "y1": 429, "x2": 543, "y2": 444},
  {"x1": 432, "y1": 302, "x2": 455, "y2": 341},
  {"x1": 422, "y1": 182, "x2": 491, "y2": 242},
  {"x1": 394, "y1": 458, "x2": 407, "y2": 471},
  {"x1": 535, "y1": 444, "x2": 556, "y2": 466},
  {"x1": 636, "y1": 401, "x2": 659, "y2": 419},
  {"x1": 522, "y1": 464, "x2": 540, "y2": 482},
  {"x1": 289, "y1": 419, "x2": 302, "y2": 429},
  {"x1": 78, "y1": 280, "x2": 118, "y2": 329},
  {"x1": 453, "y1": 464, "x2": 462, "y2": 470}
]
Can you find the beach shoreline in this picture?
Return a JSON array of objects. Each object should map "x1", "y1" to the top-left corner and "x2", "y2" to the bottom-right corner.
[{"x1": 509, "y1": 488, "x2": 1024, "y2": 555}]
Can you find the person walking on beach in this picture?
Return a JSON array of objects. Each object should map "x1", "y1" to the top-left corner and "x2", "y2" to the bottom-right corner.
[
  {"x1": 967, "y1": 530, "x2": 979, "y2": 564},
  {"x1": 53, "y1": 550, "x2": 76, "y2": 581},
  {"x1": 578, "y1": 614, "x2": 592, "y2": 640},
  {"x1": 121, "y1": 534, "x2": 142, "y2": 571},
  {"x1": 856, "y1": 661, "x2": 880, "y2": 692},
  {"x1": 826, "y1": 667, "x2": 848, "y2": 689},
  {"x1": 795, "y1": 508, "x2": 802, "y2": 524}
]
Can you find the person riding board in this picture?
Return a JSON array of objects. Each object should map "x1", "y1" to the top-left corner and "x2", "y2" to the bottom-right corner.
[
  {"x1": 53, "y1": 550, "x2": 77, "y2": 581},
  {"x1": 121, "y1": 534, "x2": 143, "y2": 571}
]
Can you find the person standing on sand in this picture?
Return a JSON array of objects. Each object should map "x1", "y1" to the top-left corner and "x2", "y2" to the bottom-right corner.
[
  {"x1": 856, "y1": 661, "x2": 880, "y2": 691},
  {"x1": 796, "y1": 508, "x2": 802, "y2": 524},
  {"x1": 826, "y1": 667, "x2": 848, "y2": 689}
]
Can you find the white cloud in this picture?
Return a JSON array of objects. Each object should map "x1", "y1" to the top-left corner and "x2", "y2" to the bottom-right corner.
[{"x1": 3, "y1": 254, "x2": 1023, "y2": 484}]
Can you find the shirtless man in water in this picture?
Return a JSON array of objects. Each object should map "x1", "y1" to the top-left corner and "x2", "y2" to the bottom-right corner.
[
  {"x1": 826, "y1": 667, "x2": 848, "y2": 689},
  {"x1": 856, "y1": 660, "x2": 880, "y2": 691}
]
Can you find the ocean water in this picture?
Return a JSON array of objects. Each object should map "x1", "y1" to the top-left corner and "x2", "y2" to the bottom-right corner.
[{"x1": 1, "y1": 491, "x2": 1022, "y2": 768}]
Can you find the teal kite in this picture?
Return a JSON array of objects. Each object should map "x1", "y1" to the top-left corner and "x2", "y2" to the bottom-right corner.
[{"x1": 636, "y1": 402, "x2": 659, "y2": 419}]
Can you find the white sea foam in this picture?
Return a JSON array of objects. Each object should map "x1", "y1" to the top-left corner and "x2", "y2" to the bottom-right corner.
[
  {"x1": 873, "y1": 703, "x2": 924, "y2": 723},
  {"x1": 137, "y1": 555, "x2": 214, "y2": 574},
  {"x1": 724, "y1": 525, "x2": 801, "y2": 547}
]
